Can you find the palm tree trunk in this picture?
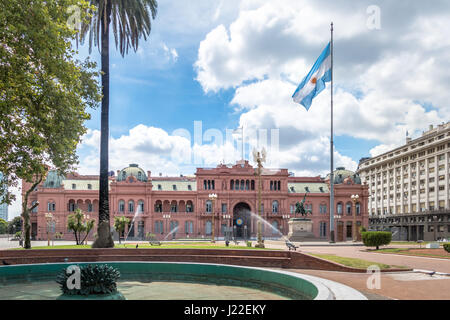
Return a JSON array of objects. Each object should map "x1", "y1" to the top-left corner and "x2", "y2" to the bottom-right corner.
[{"x1": 93, "y1": 0, "x2": 114, "y2": 248}]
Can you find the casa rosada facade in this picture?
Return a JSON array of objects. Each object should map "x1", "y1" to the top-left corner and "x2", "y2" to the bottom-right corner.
[{"x1": 24, "y1": 160, "x2": 369, "y2": 242}]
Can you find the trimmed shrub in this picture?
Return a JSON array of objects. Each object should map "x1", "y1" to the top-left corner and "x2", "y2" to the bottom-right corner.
[
  {"x1": 361, "y1": 231, "x2": 392, "y2": 250},
  {"x1": 444, "y1": 243, "x2": 450, "y2": 253}
]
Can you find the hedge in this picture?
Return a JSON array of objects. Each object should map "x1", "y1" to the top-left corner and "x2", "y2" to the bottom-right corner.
[
  {"x1": 361, "y1": 231, "x2": 392, "y2": 250},
  {"x1": 444, "y1": 243, "x2": 450, "y2": 253}
]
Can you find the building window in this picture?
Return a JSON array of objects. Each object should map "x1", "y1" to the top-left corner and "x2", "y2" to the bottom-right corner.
[
  {"x1": 188, "y1": 185, "x2": 192, "y2": 191},
  {"x1": 356, "y1": 203, "x2": 361, "y2": 215},
  {"x1": 205, "y1": 220, "x2": 212, "y2": 235},
  {"x1": 320, "y1": 204, "x2": 327, "y2": 214},
  {"x1": 138, "y1": 200, "x2": 144, "y2": 213},
  {"x1": 119, "y1": 200, "x2": 125, "y2": 212},
  {"x1": 154, "y1": 221, "x2": 164, "y2": 234},
  {"x1": 186, "y1": 202, "x2": 193, "y2": 213},
  {"x1": 68, "y1": 202, "x2": 76, "y2": 212},
  {"x1": 88, "y1": 203, "x2": 93, "y2": 212},
  {"x1": 154, "y1": 202, "x2": 162, "y2": 212},
  {"x1": 346, "y1": 202, "x2": 352, "y2": 215},
  {"x1": 272, "y1": 201, "x2": 279, "y2": 213},
  {"x1": 185, "y1": 221, "x2": 194, "y2": 234},
  {"x1": 337, "y1": 202, "x2": 343, "y2": 215},
  {"x1": 158, "y1": 184, "x2": 162, "y2": 190},
  {"x1": 171, "y1": 203, "x2": 178, "y2": 213},
  {"x1": 221, "y1": 203, "x2": 227, "y2": 214},
  {"x1": 31, "y1": 201, "x2": 38, "y2": 213},
  {"x1": 206, "y1": 200, "x2": 212, "y2": 213},
  {"x1": 47, "y1": 202, "x2": 56, "y2": 211},
  {"x1": 72, "y1": 184, "x2": 76, "y2": 190},
  {"x1": 173, "y1": 184, "x2": 177, "y2": 191},
  {"x1": 319, "y1": 222, "x2": 327, "y2": 238},
  {"x1": 87, "y1": 184, "x2": 92, "y2": 190},
  {"x1": 271, "y1": 221, "x2": 279, "y2": 234},
  {"x1": 128, "y1": 201, "x2": 134, "y2": 213}
]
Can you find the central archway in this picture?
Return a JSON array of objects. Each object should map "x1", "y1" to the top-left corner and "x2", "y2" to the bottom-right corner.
[{"x1": 233, "y1": 202, "x2": 252, "y2": 239}]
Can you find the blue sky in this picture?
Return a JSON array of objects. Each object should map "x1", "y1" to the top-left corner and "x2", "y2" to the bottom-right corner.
[{"x1": 8, "y1": 0, "x2": 450, "y2": 219}]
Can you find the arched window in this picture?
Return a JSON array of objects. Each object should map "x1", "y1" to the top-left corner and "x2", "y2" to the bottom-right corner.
[
  {"x1": 251, "y1": 180, "x2": 255, "y2": 190},
  {"x1": 337, "y1": 202, "x2": 343, "y2": 215},
  {"x1": 240, "y1": 180, "x2": 244, "y2": 190},
  {"x1": 235, "y1": 180, "x2": 239, "y2": 190},
  {"x1": 230, "y1": 180, "x2": 234, "y2": 190},
  {"x1": 137, "y1": 171, "x2": 142, "y2": 180},
  {"x1": 138, "y1": 200, "x2": 144, "y2": 213},
  {"x1": 171, "y1": 201, "x2": 178, "y2": 213},
  {"x1": 245, "y1": 180, "x2": 249, "y2": 190},
  {"x1": 154, "y1": 201, "x2": 162, "y2": 213},
  {"x1": 128, "y1": 200, "x2": 135, "y2": 213},
  {"x1": 278, "y1": 181, "x2": 281, "y2": 191},
  {"x1": 346, "y1": 202, "x2": 352, "y2": 215},
  {"x1": 119, "y1": 200, "x2": 125, "y2": 212},
  {"x1": 272, "y1": 201, "x2": 279, "y2": 213},
  {"x1": 206, "y1": 200, "x2": 212, "y2": 213},
  {"x1": 186, "y1": 201, "x2": 193, "y2": 213}
]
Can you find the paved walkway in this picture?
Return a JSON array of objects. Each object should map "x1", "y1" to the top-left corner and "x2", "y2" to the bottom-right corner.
[{"x1": 285, "y1": 269, "x2": 450, "y2": 300}]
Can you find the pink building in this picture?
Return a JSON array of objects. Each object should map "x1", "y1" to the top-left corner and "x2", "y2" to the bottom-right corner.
[{"x1": 25, "y1": 161, "x2": 368, "y2": 242}]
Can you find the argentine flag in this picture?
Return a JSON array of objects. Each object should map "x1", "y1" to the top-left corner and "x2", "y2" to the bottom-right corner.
[{"x1": 292, "y1": 42, "x2": 331, "y2": 110}]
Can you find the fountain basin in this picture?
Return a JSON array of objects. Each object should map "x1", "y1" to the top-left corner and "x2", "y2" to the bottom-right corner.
[{"x1": 0, "y1": 262, "x2": 366, "y2": 300}]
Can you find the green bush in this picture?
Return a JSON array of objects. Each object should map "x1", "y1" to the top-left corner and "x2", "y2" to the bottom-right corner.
[
  {"x1": 361, "y1": 231, "x2": 392, "y2": 250},
  {"x1": 444, "y1": 243, "x2": 450, "y2": 253},
  {"x1": 56, "y1": 264, "x2": 120, "y2": 296},
  {"x1": 246, "y1": 241, "x2": 252, "y2": 247}
]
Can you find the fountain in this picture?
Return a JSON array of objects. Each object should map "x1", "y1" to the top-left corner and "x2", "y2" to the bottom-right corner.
[
  {"x1": 162, "y1": 225, "x2": 179, "y2": 241},
  {"x1": 246, "y1": 210, "x2": 290, "y2": 242},
  {"x1": 124, "y1": 207, "x2": 141, "y2": 242}
]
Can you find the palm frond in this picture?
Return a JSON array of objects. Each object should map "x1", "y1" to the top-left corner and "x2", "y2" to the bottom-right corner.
[{"x1": 78, "y1": 0, "x2": 158, "y2": 56}]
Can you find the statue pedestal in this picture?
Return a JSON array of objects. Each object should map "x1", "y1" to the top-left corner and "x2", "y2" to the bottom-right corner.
[{"x1": 288, "y1": 218, "x2": 315, "y2": 241}]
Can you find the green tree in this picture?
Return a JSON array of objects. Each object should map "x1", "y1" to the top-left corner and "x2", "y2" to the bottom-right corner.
[
  {"x1": 78, "y1": 0, "x2": 158, "y2": 248},
  {"x1": 0, "y1": 0, "x2": 102, "y2": 249},
  {"x1": 7, "y1": 216, "x2": 22, "y2": 234},
  {"x1": 114, "y1": 216, "x2": 130, "y2": 244},
  {"x1": 0, "y1": 218, "x2": 8, "y2": 234},
  {"x1": 67, "y1": 208, "x2": 95, "y2": 245}
]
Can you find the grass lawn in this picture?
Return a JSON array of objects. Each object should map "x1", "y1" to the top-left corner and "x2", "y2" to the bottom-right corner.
[
  {"x1": 371, "y1": 247, "x2": 450, "y2": 259},
  {"x1": 309, "y1": 253, "x2": 407, "y2": 270},
  {"x1": 10, "y1": 242, "x2": 278, "y2": 250}
]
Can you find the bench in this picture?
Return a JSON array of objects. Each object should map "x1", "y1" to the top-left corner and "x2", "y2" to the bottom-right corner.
[
  {"x1": 149, "y1": 241, "x2": 161, "y2": 246},
  {"x1": 285, "y1": 241, "x2": 298, "y2": 251}
]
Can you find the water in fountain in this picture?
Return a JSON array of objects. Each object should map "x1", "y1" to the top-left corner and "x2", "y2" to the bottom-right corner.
[
  {"x1": 124, "y1": 207, "x2": 141, "y2": 243},
  {"x1": 163, "y1": 226, "x2": 179, "y2": 241},
  {"x1": 247, "y1": 210, "x2": 290, "y2": 242}
]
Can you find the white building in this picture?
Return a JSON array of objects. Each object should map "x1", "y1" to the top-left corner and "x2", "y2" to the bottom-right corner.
[{"x1": 357, "y1": 122, "x2": 450, "y2": 241}]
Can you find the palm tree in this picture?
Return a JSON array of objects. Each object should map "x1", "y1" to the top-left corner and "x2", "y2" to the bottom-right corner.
[{"x1": 79, "y1": 0, "x2": 158, "y2": 248}]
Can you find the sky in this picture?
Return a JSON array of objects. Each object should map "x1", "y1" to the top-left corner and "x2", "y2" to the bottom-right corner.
[{"x1": 8, "y1": 0, "x2": 450, "y2": 219}]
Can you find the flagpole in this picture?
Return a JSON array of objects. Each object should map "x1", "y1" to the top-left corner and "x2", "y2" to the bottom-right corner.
[
  {"x1": 242, "y1": 126, "x2": 244, "y2": 160},
  {"x1": 329, "y1": 22, "x2": 335, "y2": 243}
]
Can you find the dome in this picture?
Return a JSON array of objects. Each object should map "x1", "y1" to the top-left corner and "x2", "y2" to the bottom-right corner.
[
  {"x1": 117, "y1": 164, "x2": 148, "y2": 182},
  {"x1": 325, "y1": 167, "x2": 361, "y2": 184},
  {"x1": 43, "y1": 170, "x2": 64, "y2": 188}
]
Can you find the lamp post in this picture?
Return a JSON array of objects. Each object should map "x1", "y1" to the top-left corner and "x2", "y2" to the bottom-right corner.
[
  {"x1": 209, "y1": 193, "x2": 218, "y2": 243},
  {"x1": 282, "y1": 214, "x2": 290, "y2": 237},
  {"x1": 253, "y1": 148, "x2": 266, "y2": 248},
  {"x1": 351, "y1": 194, "x2": 359, "y2": 242}
]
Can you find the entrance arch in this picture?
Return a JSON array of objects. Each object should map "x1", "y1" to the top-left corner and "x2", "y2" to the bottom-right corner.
[{"x1": 233, "y1": 202, "x2": 252, "y2": 239}]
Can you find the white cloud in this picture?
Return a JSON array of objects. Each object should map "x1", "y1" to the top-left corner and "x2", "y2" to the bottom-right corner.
[{"x1": 194, "y1": 0, "x2": 450, "y2": 177}]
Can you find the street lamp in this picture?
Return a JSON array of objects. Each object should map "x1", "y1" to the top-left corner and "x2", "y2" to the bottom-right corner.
[
  {"x1": 351, "y1": 194, "x2": 359, "y2": 242},
  {"x1": 282, "y1": 214, "x2": 290, "y2": 236},
  {"x1": 253, "y1": 148, "x2": 266, "y2": 248},
  {"x1": 209, "y1": 193, "x2": 218, "y2": 243}
]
